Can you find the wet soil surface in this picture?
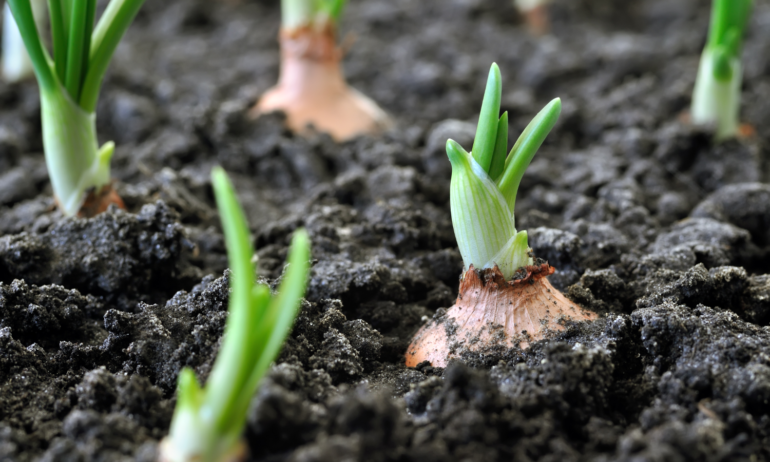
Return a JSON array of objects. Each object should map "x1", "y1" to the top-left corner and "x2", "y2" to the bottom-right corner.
[{"x1": 2, "y1": 0, "x2": 770, "y2": 460}]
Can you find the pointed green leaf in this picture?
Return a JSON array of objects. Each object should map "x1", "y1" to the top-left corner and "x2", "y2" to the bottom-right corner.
[
  {"x1": 176, "y1": 368, "x2": 203, "y2": 412},
  {"x1": 496, "y1": 98, "x2": 561, "y2": 212},
  {"x1": 205, "y1": 167, "x2": 259, "y2": 434},
  {"x1": 234, "y1": 229, "x2": 310, "y2": 429},
  {"x1": 6, "y1": 0, "x2": 55, "y2": 90},
  {"x1": 471, "y1": 63, "x2": 502, "y2": 174}
]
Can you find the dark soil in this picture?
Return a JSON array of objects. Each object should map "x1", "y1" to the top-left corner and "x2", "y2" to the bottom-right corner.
[{"x1": 2, "y1": 0, "x2": 770, "y2": 460}]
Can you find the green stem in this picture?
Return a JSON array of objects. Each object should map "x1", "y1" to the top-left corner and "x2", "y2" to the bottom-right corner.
[
  {"x1": 205, "y1": 167, "x2": 259, "y2": 434},
  {"x1": 47, "y1": 0, "x2": 68, "y2": 82},
  {"x1": 708, "y1": 0, "x2": 752, "y2": 53},
  {"x1": 82, "y1": 0, "x2": 96, "y2": 91},
  {"x1": 691, "y1": 49, "x2": 741, "y2": 140},
  {"x1": 64, "y1": 0, "x2": 89, "y2": 99},
  {"x1": 281, "y1": 0, "x2": 315, "y2": 29},
  {"x1": 40, "y1": 83, "x2": 114, "y2": 215},
  {"x1": 236, "y1": 230, "x2": 309, "y2": 420},
  {"x1": 692, "y1": 0, "x2": 751, "y2": 141}
]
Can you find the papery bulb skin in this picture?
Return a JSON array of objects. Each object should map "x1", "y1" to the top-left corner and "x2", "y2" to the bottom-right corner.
[
  {"x1": 252, "y1": 24, "x2": 391, "y2": 141},
  {"x1": 77, "y1": 183, "x2": 125, "y2": 218},
  {"x1": 406, "y1": 263, "x2": 597, "y2": 368}
]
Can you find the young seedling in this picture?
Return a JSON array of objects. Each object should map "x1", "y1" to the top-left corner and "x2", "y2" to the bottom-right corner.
[
  {"x1": 691, "y1": 0, "x2": 752, "y2": 141},
  {"x1": 159, "y1": 167, "x2": 311, "y2": 462},
  {"x1": 514, "y1": 0, "x2": 551, "y2": 35},
  {"x1": 251, "y1": 0, "x2": 391, "y2": 142},
  {"x1": 406, "y1": 64, "x2": 596, "y2": 368},
  {"x1": 2, "y1": 0, "x2": 45, "y2": 82},
  {"x1": 6, "y1": 0, "x2": 147, "y2": 217}
]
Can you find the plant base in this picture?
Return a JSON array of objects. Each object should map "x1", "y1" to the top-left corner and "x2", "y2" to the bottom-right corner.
[
  {"x1": 157, "y1": 437, "x2": 247, "y2": 462},
  {"x1": 405, "y1": 263, "x2": 597, "y2": 367},
  {"x1": 251, "y1": 24, "x2": 392, "y2": 141},
  {"x1": 71, "y1": 183, "x2": 124, "y2": 218}
]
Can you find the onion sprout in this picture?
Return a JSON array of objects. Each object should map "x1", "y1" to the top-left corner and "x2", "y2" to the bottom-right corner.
[
  {"x1": 159, "y1": 167, "x2": 311, "y2": 462},
  {"x1": 691, "y1": 0, "x2": 752, "y2": 141},
  {"x1": 6, "y1": 0, "x2": 146, "y2": 216},
  {"x1": 449, "y1": 63, "x2": 561, "y2": 279}
]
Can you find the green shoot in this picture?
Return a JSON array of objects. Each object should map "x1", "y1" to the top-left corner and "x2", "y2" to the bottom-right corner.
[
  {"x1": 281, "y1": 0, "x2": 348, "y2": 30},
  {"x1": 6, "y1": 0, "x2": 146, "y2": 216},
  {"x1": 160, "y1": 167, "x2": 311, "y2": 462},
  {"x1": 691, "y1": 0, "x2": 752, "y2": 141},
  {"x1": 448, "y1": 63, "x2": 561, "y2": 279},
  {"x1": 2, "y1": 0, "x2": 45, "y2": 82}
]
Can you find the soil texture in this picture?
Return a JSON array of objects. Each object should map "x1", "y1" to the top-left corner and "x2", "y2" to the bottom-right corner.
[{"x1": 2, "y1": 0, "x2": 770, "y2": 460}]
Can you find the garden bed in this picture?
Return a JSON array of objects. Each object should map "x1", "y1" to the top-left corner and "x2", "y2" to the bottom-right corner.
[{"x1": 2, "y1": 0, "x2": 770, "y2": 460}]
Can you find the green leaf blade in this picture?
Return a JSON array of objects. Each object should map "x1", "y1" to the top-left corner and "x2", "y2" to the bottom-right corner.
[
  {"x1": 6, "y1": 0, "x2": 55, "y2": 90},
  {"x1": 47, "y1": 0, "x2": 68, "y2": 82},
  {"x1": 205, "y1": 167, "x2": 259, "y2": 433},
  {"x1": 693, "y1": 0, "x2": 750, "y2": 141},
  {"x1": 496, "y1": 98, "x2": 561, "y2": 212},
  {"x1": 64, "y1": 0, "x2": 90, "y2": 100},
  {"x1": 233, "y1": 230, "x2": 311, "y2": 425},
  {"x1": 471, "y1": 63, "x2": 502, "y2": 174},
  {"x1": 708, "y1": 0, "x2": 752, "y2": 56},
  {"x1": 80, "y1": 0, "x2": 146, "y2": 112}
]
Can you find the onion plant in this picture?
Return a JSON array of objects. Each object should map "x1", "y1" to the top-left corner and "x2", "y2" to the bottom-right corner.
[
  {"x1": 6, "y1": 0, "x2": 146, "y2": 216},
  {"x1": 253, "y1": 0, "x2": 392, "y2": 142},
  {"x1": 449, "y1": 63, "x2": 560, "y2": 280},
  {"x1": 405, "y1": 64, "x2": 596, "y2": 368},
  {"x1": 2, "y1": 0, "x2": 45, "y2": 82},
  {"x1": 691, "y1": 0, "x2": 752, "y2": 141},
  {"x1": 159, "y1": 167, "x2": 311, "y2": 462},
  {"x1": 513, "y1": 0, "x2": 551, "y2": 35}
]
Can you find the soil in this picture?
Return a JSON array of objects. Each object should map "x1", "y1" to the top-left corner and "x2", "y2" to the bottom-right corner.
[{"x1": 2, "y1": 0, "x2": 770, "y2": 460}]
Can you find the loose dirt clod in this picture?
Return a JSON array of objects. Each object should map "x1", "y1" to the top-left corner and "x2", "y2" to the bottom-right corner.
[
  {"x1": 251, "y1": 24, "x2": 392, "y2": 141},
  {"x1": 406, "y1": 263, "x2": 597, "y2": 367}
]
